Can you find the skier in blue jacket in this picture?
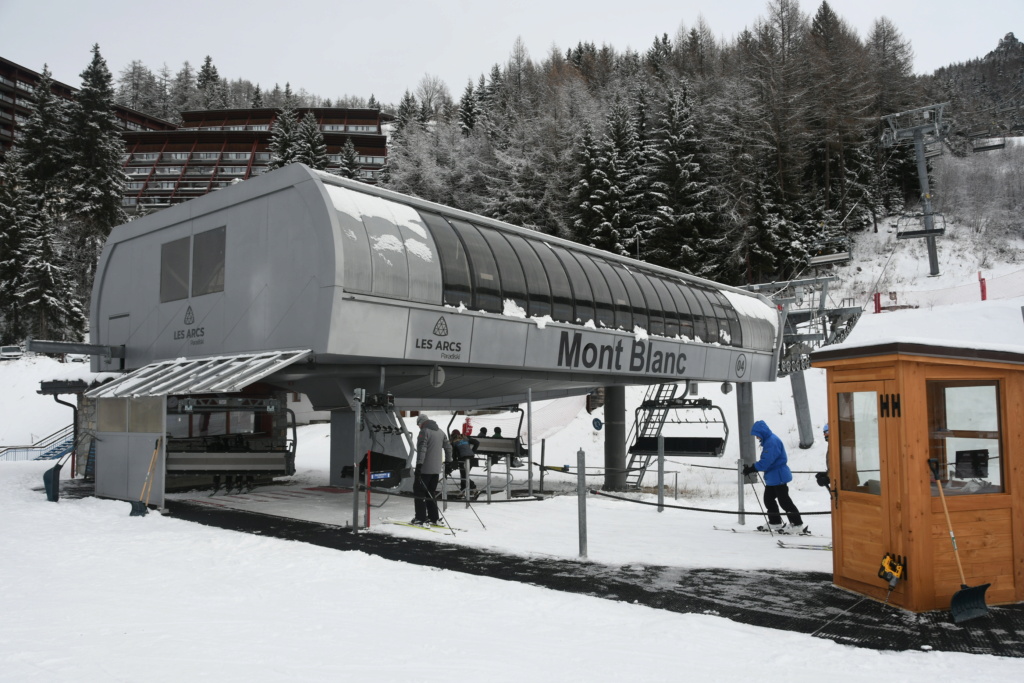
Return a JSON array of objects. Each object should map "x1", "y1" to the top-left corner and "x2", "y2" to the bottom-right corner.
[{"x1": 743, "y1": 420, "x2": 807, "y2": 535}]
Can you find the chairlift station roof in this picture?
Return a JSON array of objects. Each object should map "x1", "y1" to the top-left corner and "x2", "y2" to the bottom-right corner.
[{"x1": 90, "y1": 164, "x2": 782, "y2": 408}]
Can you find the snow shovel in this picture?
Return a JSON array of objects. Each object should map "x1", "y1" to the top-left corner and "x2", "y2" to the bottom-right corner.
[
  {"x1": 129, "y1": 437, "x2": 161, "y2": 517},
  {"x1": 929, "y1": 459, "x2": 990, "y2": 623},
  {"x1": 42, "y1": 451, "x2": 73, "y2": 503}
]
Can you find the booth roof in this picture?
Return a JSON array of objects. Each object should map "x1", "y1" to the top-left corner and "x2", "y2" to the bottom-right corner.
[{"x1": 813, "y1": 296, "x2": 1024, "y2": 360}]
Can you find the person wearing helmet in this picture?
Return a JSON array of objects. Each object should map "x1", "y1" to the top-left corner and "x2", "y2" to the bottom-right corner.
[{"x1": 742, "y1": 420, "x2": 808, "y2": 535}]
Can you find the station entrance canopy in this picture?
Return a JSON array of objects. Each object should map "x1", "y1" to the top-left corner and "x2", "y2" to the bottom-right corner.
[
  {"x1": 90, "y1": 164, "x2": 783, "y2": 409},
  {"x1": 85, "y1": 350, "x2": 312, "y2": 399}
]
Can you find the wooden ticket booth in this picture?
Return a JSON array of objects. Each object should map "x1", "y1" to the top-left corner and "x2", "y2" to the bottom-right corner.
[{"x1": 812, "y1": 340, "x2": 1024, "y2": 613}]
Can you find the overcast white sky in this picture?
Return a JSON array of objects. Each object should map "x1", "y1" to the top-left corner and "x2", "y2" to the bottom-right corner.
[{"x1": 2, "y1": 0, "x2": 1021, "y2": 106}]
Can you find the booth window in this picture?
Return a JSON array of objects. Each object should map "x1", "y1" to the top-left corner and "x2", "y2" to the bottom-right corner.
[
  {"x1": 192, "y1": 227, "x2": 226, "y2": 297},
  {"x1": 927, "y1": 380, "x2": 1003, "y2": 496},
  {"x1": 837, "y1": 390, "x2": 882, "y2": 495},
  {"x1": 160, "y1": 236, "x2": 191, "y2": 302}
]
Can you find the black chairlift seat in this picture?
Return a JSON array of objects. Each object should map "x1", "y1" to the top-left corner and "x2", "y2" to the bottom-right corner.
[
  {"x1": 896, "y1": 212, "x2": 945, "y2": 240},
  {"x1": 628, "y1": 397, "x2": 729, "y2": 459},
  {"x1": 629, "y1": 435, "x2": 726, "y2": 458},
  {"x1": 807, "y1": 251, "x2": 851, "y2": 267}
]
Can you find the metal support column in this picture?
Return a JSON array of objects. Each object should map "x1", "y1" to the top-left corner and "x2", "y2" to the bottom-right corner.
[
  {"x1": 603, "y1": 385, "x2": 627, "y2": 491},
  {"x1": 736, "y1": 382, "x2": 755, "y2": 525},
  {"x1": 790, "y1": 371, "x2": 814, "y2": 449},
  {"x1": 913, "y1": 128, "x2": 941, "y2": 276}
]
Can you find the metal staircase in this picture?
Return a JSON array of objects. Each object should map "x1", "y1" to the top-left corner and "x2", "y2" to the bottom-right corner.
[
  {"x1": 624, "y1": 383, "x2": 679, "y2": 488},
  {"x1": 0, "y1": 424, "x2": 74, "y2": 462}
]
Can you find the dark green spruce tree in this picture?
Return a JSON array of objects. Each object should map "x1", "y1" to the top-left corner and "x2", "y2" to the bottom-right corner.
[{"x1": 65, "y1": 44, "x2": 127, "y2": 306}]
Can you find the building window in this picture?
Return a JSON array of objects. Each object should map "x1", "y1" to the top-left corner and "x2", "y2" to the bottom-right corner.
[
  {"x1": 191, "y1": 227, "x2": 226, "y2": 297},
  {"x1": 160, "y1": 236, "x2": 191, "y2": 303},
  {"x1": 194, "y1": 152, "x2": 219, "y2": 160},
  {"x1": 927, "y1": 380, "x2": 1003, "y2": 496},
  {"x1": 837, "y1": 390, "x2": 882, "y2": 495}
]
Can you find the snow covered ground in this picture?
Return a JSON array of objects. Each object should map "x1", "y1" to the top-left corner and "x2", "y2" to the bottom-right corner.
[{"x1": 3, "y1": 223, "x2": 1024, "y2": 680}]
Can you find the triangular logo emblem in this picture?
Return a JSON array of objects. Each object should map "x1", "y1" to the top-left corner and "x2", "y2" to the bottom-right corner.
[
  {"x1": 433, "y1": 317, "x2": 449, "y2": 336},
  {"x1": 184, "y1": 306, "x2": 195, "y2": 325}
]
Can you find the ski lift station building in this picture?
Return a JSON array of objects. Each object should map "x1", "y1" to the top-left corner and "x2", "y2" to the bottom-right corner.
[{"x1": 80, "y1": 163, "x2": 782, "y2": 508}]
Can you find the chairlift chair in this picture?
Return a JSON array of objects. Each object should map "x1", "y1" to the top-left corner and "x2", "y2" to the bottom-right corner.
[
  {"x1": 628, "y1": 397, "x2": 729, "y2": 460},
  {"x1": 970, "y1": 126, "x2": 1006, "y2": 153},
  {"x1": 896, "y1": 212, "x2": 946, "y2": 240}
]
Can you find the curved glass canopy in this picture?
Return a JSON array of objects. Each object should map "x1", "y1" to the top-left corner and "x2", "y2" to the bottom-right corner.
[{"x1": 326, "y1": 184, "x2": 777, "y2": 353}]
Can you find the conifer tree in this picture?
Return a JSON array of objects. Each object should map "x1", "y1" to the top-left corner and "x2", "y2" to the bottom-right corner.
[
  {"x1": 568, "y1": 124, "x2": 619, "y2": 252},
  {"x1": 197, "y1": 55, "x2": 221, "y2": 109},
  {"x1": 15, "y1": 65, "x2": 70, "y2": 204},
  {"x1": 0, "y1": 157, "x2": 36, "y2": 343},
  {"x1": 266, "y1": 102, "x2": 300, "y2": 170},
  {"x1": 646, "y1": 85, "x2": 717, "y2": 274},
  {"x1": 18, "y1": 211, "x2": 87, "y2": 342},
  {"x1": 336, "y1": 138, "x2": 360, "y2": 179},
  {"x1": 458, "y1": 81, "x2": 478, "y2": 134},
  {"x1": 294, "y1": 113, "x2": 329, "y2": 170},
  {"x1": 251, "y1": 84, "x2": 264, "y2": 108},
  {"x1": 170, "y1": 61, "x2": 197, "y2": 119},
  {"x1": 64, "y1": 44, "x2": 128, "y2": 301}
]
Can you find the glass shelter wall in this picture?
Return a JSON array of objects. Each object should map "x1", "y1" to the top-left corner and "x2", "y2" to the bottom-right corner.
[{"x1": 325, "y1": 186, "x2": 777, "y2": 353}]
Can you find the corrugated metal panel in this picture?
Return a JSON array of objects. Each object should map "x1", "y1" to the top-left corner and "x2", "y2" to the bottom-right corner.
[{"x1": 85, "y1": 350, "x2": 312, "y2": 398}]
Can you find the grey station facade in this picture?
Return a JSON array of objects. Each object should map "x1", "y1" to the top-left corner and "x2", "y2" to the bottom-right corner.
[{"x1": 82, "y1": 163, "x2": 783, "y2": 506}]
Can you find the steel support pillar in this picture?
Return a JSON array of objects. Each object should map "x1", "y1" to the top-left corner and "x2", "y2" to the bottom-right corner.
[{"x1": 604, "y1": 385, "x2": 627, "y2": 491}]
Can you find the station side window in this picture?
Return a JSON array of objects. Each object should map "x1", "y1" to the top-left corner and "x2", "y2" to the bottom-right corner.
[
  {"x1": 691, "y1": 287, "x2": 721, "y2": 344},
  {"x1": 160, "y1": 236, "x2": 191, "y2": 303},
  {"x1": 707, "y1": 289, "x2": 743, "y2": 347},
  {"x1": 927, "y1": 380, "x2": 1003, "y2": 496},
  {"x1": 616, "y1": 265, "x2": 655, "y2": 334},
  {"x1": 593, "y1": 259, "x2": 633, "y2": 330},
  {"x1": 573, "y1": 253, "x2": 615, "y2": 328},
  {"x1": 531, "y1": 242, "x2": 575, "y2": 323},
  {"x1": 447, "y1": 218, "x2": 502, "y2": 313},
  {"x1": 661, "y1": 278, "x2": 696, "y2": 340},
  {"x1": 504, "y1": 233, "x2": 553, "y2": 318},
  {"x1": 677, "y1": 283, "x2": 711, "y2": 343},
  {"x1": 478, "y1": 225, "x2": 528, "y2": 312},
  {"x1": 550, "y1": 245, "x2": 594, "y2": 325},
  {"x1": 419, "y1": 212, "x2": 472, "y2": 308},
  {"x1": 192, "y1": 226, "x2": 226, "y2": 297},
  {"x1": 645, "y1": 273, "x2": 679, "y2": 338}
]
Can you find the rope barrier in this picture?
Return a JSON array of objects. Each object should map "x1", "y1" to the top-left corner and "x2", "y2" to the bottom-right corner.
[{"x1": 592, "y1": 489, "x2": 832, "y2": 516}]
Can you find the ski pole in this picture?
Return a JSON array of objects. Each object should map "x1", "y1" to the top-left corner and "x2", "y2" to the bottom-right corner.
[
  {"x1": 748, "y1": 471, "x2": 773, "y2": 537},
  {"x1": 446, "y1": 472, "x2": 486, "y2": 530},
  {"x1": 417, "y1": 471, "x2": 455, "y2": 537}
]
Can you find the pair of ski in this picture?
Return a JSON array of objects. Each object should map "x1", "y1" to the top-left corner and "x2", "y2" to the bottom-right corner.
[
  {"x1": 380, "y1": 517, "x2": 465, "y2": 535},
  {"x1": 713, "y1": 525, "x2": 831, "y2": 551}
]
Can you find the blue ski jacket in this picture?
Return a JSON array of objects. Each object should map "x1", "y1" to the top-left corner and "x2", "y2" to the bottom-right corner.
[{"x1": 750, "y1": 420, "x2": 793, "y2": 486}]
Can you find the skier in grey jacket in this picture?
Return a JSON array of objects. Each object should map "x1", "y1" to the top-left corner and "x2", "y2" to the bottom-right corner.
[{"x1": 413, "y1": 413, "x2": 452, "y2": 525}]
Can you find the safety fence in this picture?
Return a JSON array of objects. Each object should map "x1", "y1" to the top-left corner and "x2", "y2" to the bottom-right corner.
[{"x1": 875, "y1": 267, "x2": 1024, "y2": 311}]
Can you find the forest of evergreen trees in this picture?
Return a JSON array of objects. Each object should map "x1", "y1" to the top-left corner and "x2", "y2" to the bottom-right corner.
[{"x1": 2, "y1": 0, "x2": 1022, "y2": 346}]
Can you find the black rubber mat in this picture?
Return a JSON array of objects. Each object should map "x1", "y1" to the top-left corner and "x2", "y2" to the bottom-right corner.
[{"x1": 165, "y1": 499, "x2": 1024, "y2": 657}]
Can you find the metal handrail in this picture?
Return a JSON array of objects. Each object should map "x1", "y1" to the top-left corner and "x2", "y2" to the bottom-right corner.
[{"x1": 0, "y1": 424, "x2": 74, "y2": 461}]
